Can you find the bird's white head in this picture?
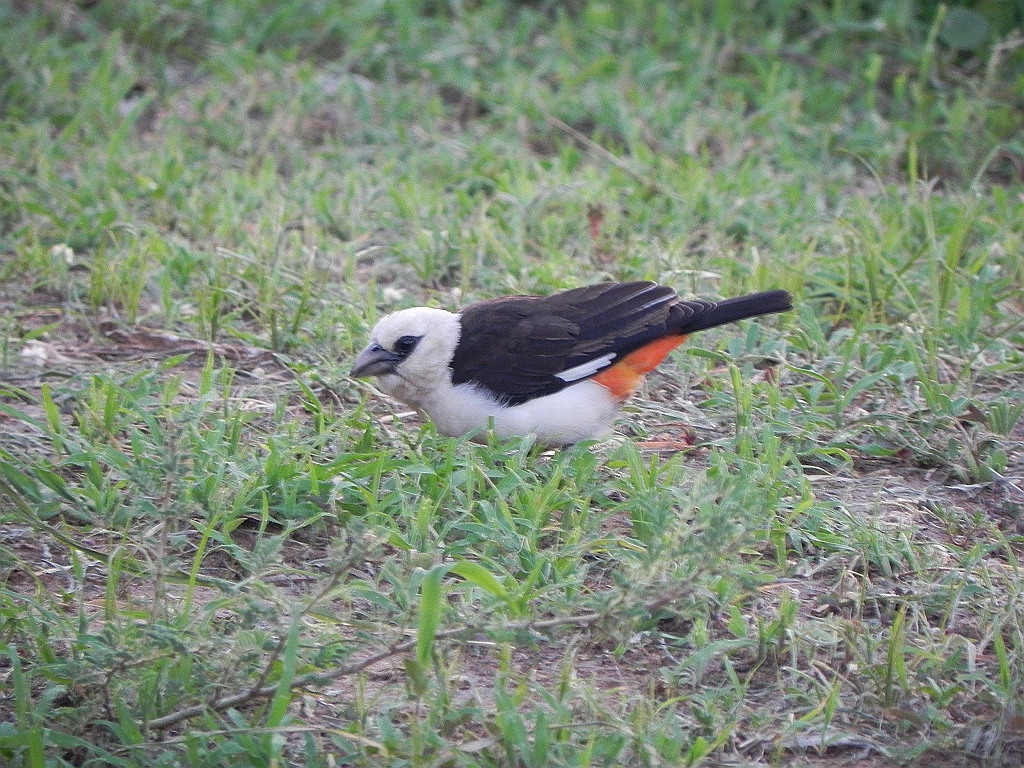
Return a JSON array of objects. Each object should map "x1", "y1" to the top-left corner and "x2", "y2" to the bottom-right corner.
[{"x1": 351, "y1": 307, "x2": 461, "y2": 408}]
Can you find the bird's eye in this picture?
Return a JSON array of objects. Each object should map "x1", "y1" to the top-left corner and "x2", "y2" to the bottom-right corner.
[{"x1": 392, "y1": 335, "x2": 421, "y2": 356}]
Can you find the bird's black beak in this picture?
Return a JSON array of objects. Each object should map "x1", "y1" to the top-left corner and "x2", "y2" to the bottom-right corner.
[{"x1": 351, "y1": 343, "x2": 402, "y2": 378}]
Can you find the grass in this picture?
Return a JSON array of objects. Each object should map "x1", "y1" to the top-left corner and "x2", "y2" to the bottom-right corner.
[{"x1": 1, "y1": 0, "x2": 1024, "y2": 765}]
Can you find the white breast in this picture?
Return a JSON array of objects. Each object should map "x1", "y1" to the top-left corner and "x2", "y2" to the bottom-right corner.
[{"x1": 422, "y1": 379, "x2": 621, "y2": 446}]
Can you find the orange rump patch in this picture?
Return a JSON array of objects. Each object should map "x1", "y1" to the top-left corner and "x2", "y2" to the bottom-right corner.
[{"x1": 592, "y1": 334, "x2": 689, "y2": 400}]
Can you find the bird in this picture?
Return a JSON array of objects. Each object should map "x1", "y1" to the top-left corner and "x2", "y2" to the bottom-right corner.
[{"x1": 351, "y1": 281, "x2": 792, "y2": 446}]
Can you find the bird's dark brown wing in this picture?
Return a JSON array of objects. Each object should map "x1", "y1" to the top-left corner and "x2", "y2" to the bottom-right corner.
[{"x1": 449, "y1": 282, "x2": 791, "y2": 405}]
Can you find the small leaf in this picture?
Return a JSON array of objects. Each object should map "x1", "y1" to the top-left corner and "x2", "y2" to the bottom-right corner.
[
  {"x1": 266, "y1": 612, "x2": 302, "y2": 727},
  {"x1": 939, "y1": 7, "x2": 989, "y2": 50},
  {"x1": 0, "y1": 461, "x2": 42, "y2": 502},
  {"x1": 450, "y1": 560, "x2": 508, "y2": 599},
  {"x1": 417, "y1": 564, "x2": 451, "y2": 666}
]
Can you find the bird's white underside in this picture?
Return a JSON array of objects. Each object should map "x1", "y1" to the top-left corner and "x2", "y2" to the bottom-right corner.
[{"x1": 425, "y1": 379, "x2": 620, "y2": 445}]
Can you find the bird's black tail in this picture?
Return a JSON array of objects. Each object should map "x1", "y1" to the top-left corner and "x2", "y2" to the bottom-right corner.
[{"x1": 673, "y1": 290, "x2": 793, "y2": 334}]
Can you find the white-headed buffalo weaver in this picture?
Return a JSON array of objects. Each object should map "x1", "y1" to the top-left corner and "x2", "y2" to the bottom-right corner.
[{"x1": 352, "y1": 281, "x2": 792, "y2": 446}]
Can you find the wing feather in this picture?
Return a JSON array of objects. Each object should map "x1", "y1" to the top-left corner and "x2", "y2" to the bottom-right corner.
[{"x1": 449, "y1": 282, "x2": 790, "y2": 405}]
